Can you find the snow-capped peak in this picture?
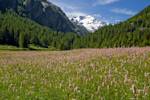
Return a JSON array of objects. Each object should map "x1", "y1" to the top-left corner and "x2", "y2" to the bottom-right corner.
[{"x1": 70, "y1": 15, "x2": 108, "y2": 32}]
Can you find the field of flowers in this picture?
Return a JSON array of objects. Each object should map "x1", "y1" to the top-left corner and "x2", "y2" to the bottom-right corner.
[{"x1": 0, "y1": 47, "x2": 150, "y2": 100}]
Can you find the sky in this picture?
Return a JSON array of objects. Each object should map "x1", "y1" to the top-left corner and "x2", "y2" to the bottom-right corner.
[{"x1": 48, "y1": 0, "x2": 150, "y2": 23}]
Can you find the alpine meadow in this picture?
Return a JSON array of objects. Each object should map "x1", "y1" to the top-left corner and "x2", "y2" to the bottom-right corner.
[{"x1": 0, "y1": 0, "x2": 150, "y2": 99}]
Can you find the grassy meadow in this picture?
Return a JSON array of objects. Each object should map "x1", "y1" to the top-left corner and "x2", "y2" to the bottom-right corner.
[{"x1": 0, "y1": 48, "x2": 150, "y2": 100}]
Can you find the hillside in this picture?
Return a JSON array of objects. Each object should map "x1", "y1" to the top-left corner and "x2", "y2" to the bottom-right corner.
[
  {"x1": 0, "y1": 0, "x2": 88, "y2": 35},
  {"x1": 79, "y1": 5, "x2": 150, "y2": 48},
  {"x1": 0, "y1": 2, "x2": 150, "y2": 50},
  {"x1": 0, "y1": 11, "x2": 79, "y2": 50}
]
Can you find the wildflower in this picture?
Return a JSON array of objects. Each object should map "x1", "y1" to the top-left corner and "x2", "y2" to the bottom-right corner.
[
  {"x1": 144, "y1": 72, "x2": 149, "y2": 77},
  {"x1": 131, "y1": 84, "x2": 137, "y2": 97},
  {"x1": 143, "y1": 86, "x2": 149, "y2": 96}
]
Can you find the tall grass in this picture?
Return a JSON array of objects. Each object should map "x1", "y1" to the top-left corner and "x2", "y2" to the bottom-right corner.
[{"x1": 0, "y1": 48, "x2": 150, "y2": 99}]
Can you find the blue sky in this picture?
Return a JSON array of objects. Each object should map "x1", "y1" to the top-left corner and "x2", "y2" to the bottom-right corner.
[{"x1": 49, "y1": 0, "x2": 150, "y2": 23}]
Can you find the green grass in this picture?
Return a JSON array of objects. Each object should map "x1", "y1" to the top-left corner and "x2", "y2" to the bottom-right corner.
[
  {"x1": 0, "y1": 45, "x2": 57, "y2": 51},
  {"x1": 29, "y1": 44, "x2": 57, "y2": 51},
  {"x1": 0, "y1": 49, "x2": 150, "y2": 99},
  {"x1": 0, "y1": 45, "x2": 25, "y2": 51}
]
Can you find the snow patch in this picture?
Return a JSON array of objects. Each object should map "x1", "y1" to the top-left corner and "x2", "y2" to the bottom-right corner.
[{"x1": 70, "y1": 15, "x2": 108, "y2": 32}]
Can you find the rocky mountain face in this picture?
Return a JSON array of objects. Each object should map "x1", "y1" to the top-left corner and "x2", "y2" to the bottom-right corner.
[
  {"x1": 70, "y1": 15, "x2": 108, "y2": 32},
  {"x1": 0, "y1": 0, "x2": 88, "y2": 35}
]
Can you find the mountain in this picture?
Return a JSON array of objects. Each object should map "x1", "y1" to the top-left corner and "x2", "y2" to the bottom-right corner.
[
  {"x1": 0, "y1": 10, "x2": 80, "y2": 50},
  {"x1": 70, "y1": 15, "x2": 108, "y2": 32},
  {"x1": 82, "y1": 5, "x2": 150, "y2": 48},
  {"x1": 0, "y1": 0, "x2": 88, "y2": 35},
  {"x1": 0, "y1": 0, "x2": 150, "y2": 50}
]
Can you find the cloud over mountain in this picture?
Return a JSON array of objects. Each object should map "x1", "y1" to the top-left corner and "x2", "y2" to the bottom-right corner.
[
  {"x1": 111, "y1": 8, "x2": 137, "y2": 16},
  {"x1": 93, "y1": 0, "x2": 120, "y2": 6}
]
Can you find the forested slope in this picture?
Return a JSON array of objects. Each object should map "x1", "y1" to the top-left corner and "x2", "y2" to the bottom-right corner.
[
  {"x1": 0, "y1": 5, "x2": 150, "y2": 50},
  {"x1": 0, "y1": 11, "x2": 79, "y2": 50},
  {"x1": 81, "y1": 6, "x2": 150, "y2": 48}
]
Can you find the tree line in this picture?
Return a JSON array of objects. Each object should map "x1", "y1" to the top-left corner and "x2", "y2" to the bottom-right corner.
[
  {"x1": 0, "y1": 10, "x2": 80, "y2": 50},
  {"x1": 0, "y1": 7, "x2": 150, "y2": 50}
]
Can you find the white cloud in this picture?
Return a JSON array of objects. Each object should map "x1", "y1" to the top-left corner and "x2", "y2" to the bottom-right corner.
[
  {"x1": 111, "y1": 8, "x2": 137, "y2": 16},
  {"x1": 93, "y1": 14, "x2": 102, "y2": 18},
  {"x1": 66, "y1": 12, "x2": 88, "y2": 17},
  {"x1": 93, "y1": 0, "x2": 120, "y2": 6},
  {"x1": 48, "y1": 0, "x2": 79, "y2": 12},
  {"x1": 48, "y1": 0, "x2": 115, "y2": 23},
  {"x1": 48, "y1": 0, "x2": 88, "y2": 17}
]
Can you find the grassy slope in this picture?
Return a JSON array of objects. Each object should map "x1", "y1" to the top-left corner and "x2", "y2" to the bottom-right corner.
[
  {"x1": 0, "y1": 45, "x2": 57, "y2": 51},
  {"x1": 0, "y1": 48, "x2": 150, "y2": 99},
  {"x1": 0, "y1": 45, "x2": 25, "y2": 51}
]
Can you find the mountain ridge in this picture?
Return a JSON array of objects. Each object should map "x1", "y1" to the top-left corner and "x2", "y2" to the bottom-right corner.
[
  {"x1": 0, "y1": 1, "x2": 150, "y2": 50},
  {"x1": 0, "y1": 0, "x2": 88, "y2": 35},
  {"x1": 84, "y1": 5, "x2": 150, "y2": 48}
]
